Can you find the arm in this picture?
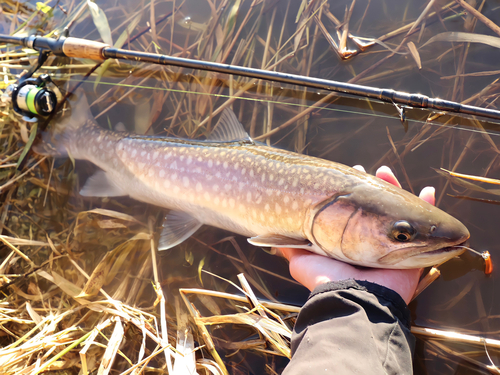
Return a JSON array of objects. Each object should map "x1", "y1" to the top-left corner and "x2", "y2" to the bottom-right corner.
[{"x1": 281, "y1": 166, "x2": 433, "y2": 374}]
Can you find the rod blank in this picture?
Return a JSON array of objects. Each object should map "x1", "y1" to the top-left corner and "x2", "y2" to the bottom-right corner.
[{"x1": 2, "y1": 34, "x2": 500, "y2": 122}]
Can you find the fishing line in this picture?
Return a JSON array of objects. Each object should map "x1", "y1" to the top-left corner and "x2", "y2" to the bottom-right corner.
[
  {"x1": 68, "y1": 78, "x2": 500, "y2": 138},
  {"x1": 454, "y1": 246, "x2": 493, "y2": 275}
]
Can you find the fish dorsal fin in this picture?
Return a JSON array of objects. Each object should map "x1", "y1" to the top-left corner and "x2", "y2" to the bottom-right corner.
[
  {"x1": 158, "y1": 211, "x2": 202, "y2": 250},
  {"x1": 207, "y1": 108, "x2": 252, "y2": 142},
  {"x1": 80, "y1": 170, "x2": 127, "y2": 197},
  {"x1": 248, "y1": 234, "x2": 311, "y2": 248}
]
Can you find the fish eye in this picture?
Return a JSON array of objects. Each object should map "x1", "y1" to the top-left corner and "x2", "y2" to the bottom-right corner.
[{"x1": 391, "y1": 221, "x2": 416, "y2": 242}]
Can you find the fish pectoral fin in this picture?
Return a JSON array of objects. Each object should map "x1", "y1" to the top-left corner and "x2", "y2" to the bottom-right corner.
[
  {"x1": 207, "y1": 108, "x2": 253, "y2": 142},
  {"x1": 248, "y1": 234, "x2": 311, "y2": 248},
  {"x1": 80, "y1": 170, "x2": 127, "y2": 197},
  {"x1": 158, "y1": 211, "x2": 202, "y2": 250}
]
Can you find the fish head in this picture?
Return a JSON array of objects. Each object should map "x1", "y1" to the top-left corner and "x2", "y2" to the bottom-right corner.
[{"x1": 309, "y1": 179, "x2": 470, "y2": 269}]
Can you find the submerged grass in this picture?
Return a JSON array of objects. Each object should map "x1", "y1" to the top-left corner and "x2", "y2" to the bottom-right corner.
[{"x1": 1, "y1": 0, "x2": 500, "y2": 373}]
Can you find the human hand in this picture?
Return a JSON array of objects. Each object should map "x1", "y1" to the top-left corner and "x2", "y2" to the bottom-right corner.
[{"x1": 279, "y1": 166, "x2": 436, "y2": 304}]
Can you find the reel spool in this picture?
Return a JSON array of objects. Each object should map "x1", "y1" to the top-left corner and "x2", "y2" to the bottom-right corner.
[{"x1": 8, "y1": 74, "x2": 57, "y2": 117}]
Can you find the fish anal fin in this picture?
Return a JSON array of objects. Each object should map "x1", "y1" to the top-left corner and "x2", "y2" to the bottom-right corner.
[
  {"x1": 80, "y1": 170, "x2": 127, "y2": 197},
  {"x1": 248, "y1": 234, "x2": 311, "y2": 248},
  {"x1": 158, "y1": 211, "x2": 202, "y2": 250},
  {"x1": 207, "y1": 108, "x2": 252, "y2": 142}
]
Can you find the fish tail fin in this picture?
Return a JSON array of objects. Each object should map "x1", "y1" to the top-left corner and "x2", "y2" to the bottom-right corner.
[{"x1": 34, "y1": 92, "x2": 94, "y2": 157}]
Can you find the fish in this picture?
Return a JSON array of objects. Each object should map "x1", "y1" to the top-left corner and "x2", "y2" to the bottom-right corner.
[{"x1": 36, "y1": 94, "x2": 470, "y2": 269}]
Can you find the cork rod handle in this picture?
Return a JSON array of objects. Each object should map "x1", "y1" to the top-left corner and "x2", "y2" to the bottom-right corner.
[{"x1": 62, "y1": 37, "x2": 109, "y2": 60}]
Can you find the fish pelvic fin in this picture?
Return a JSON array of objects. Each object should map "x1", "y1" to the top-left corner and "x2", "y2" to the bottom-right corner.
[
  {"x1": 158, "y1": 211, "x2": 202, "y2": 250},
  {"x1": 33, "y1": 91, "x2": 94, "y2": 157}
]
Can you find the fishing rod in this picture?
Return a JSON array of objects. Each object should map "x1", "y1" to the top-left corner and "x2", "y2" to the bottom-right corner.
[{"x1": 2, "y1": 34, "x2": 500, "y2": 121}]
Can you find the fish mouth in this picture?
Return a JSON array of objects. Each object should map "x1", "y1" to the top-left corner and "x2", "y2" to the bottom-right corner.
[
  {"x1": 412, "y1": 240, "x2": 468, "y2": 258},
  {"x1": 378, "y1": 240, "x2": 468, "y2": 266}
]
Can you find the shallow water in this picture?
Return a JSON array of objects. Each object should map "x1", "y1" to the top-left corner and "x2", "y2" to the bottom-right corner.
[{"x1": 3, "y1": 0, "x2": 500, "y2": 373}]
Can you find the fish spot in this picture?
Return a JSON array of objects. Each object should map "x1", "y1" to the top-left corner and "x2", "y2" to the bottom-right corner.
[
  {"x1": 99, "y1": 143, "x2": 103, "y2": 150},
  {"x1": 174, "y1": 186, "x2": 180, "y2": 193},
  {"x1": 183, "y1": 177, "x2": 190, "y2": 187},
  {"x1": 275, "y1": 203, "x2": 282, "y2": 214},
  {"x1": 256, "y1": 196, "x2": 262, "y2": 204},
  {"x1": 241, "y1": 168, "x2": 246, "y2": 175},
  {"x1": 214, "y1": 197, "x2": 220, "y2": 205},
  {"x1": 198, "y1": 156, "x2": 203, "y2": 162},
  {"x1": 153, "y1": 151, "x2": 159, "y2": 159},
  {"x1": 213, "y1": 185, "x2": 219, "y2": 192},
  {"x1": 196, "y1": 182, "x2": 203, "y2": 192},
  {"x1": 269, "y1": 216, "x2": 275, "y2": 223},
  {"x1": 223, "y1": 162, "x2": 228, "y2": 169},
  {"x1": 148, "y1": 169, "x2": 154, "y2": 177},
  {"x1": 238, "y1": 204, "x2": 246, "y2": 213},
  {"x1": 163, "y1": 180, "x2": 171, "y2": 188},
  {"x1": 250, "y1": 170, "x2": 254, "y2": 177},
  {"x1": 180, "y1": 155, "x2": 185, "y2": 161},
  {"x1": 222, "y1": 199, "x2": 227, "y2": 208},
  {"x1": 300, "y1": 188, "x2": 305, "y2": 194},
  {"x1": 269, "y1": 174, "x2": 274, "y2": 181},
  {"x1": 265, "y1": 204, "x2": 270, "y2": 212},
  {"x1": 172, "y1": 173, "x2": 178, "y2": 181},
  {"x1": 224, "y1": 184, "x2": 232, "y2": 191},
  {"x1": 292, "y1": 201, "x2": 298, "y2": 210},
  {"x1": 229, "y1": 198, "x2": 235, "y2": 208},
  {"x1": 284, "y1": 196, "x2": 290, "y2": 204},
  {"x1": 208, "y1": 160, "x2": 213, "y2": 168},
  {"x1": 234, "y1": 162, "x2": 239, "y2": 169},
  {"x1": 278, "y1": 178, "x2": 285, "y2": 186},
  {"x1": 238, "y1": 182, "x2": 245, "y2": 191},
  {"x1": 261, "y1": 174, "x2": 266, "y2": 183},
  {"x1": 170, "y1": 161, "x2": 178, "y2": 169},
  {"x1": 141, "y1": 144, "x2": 146, "y2": 149},
  {"x1": 215, "y1": 172, "x2": 221, "y2": 178},
  {"x1": 246, "y1": 192, "x2": 252, "y2": 202},
  {"x1": 260, "y1": 213, "x2": 265, "y2": 221},
  {"x1": 314, "y1": 182, "x2": 320, "y2": 189},
  {"x1": 187, "y1": 156, "x2": 192, "y2": 164},
  {"x1": 292, "y1": 178, "x2": 298, "y2": 187}
]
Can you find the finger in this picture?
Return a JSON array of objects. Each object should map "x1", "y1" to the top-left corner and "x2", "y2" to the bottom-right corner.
[
  {"x1": 419, "y1": 186, "x2": 435, "y2": 206},
  {"x1": 352, "y1": 165, "x2": 366, "y2": 172},
  {"x1": 278, "y1": 247, "x2": 302, "y2": 261},
  {"x1": 376, "y1": 165, "x2": 402, "y2": 188}
]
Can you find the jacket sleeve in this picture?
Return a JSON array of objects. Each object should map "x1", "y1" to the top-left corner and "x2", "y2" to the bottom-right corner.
[{"x1": 283, "y1": 279, "x2": 415, "y2": 375}]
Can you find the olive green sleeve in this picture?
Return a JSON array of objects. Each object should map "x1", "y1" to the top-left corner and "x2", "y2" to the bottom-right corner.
[{"x1": 283, "y1": 279, "x2": 415, "y2": 375}]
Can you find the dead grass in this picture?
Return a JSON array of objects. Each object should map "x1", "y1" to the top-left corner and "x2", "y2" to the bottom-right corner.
[{"x1": 1, "y1": 0, "x2": 500, "y2": 373}]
